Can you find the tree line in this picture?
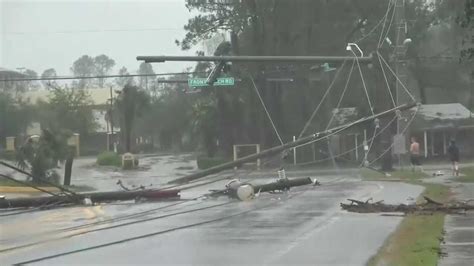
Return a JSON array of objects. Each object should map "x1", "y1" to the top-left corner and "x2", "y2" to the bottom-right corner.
[
  {"x1": 4, "y1": 55, "x2": 157, "y2": 92},
  {"x1": 2, "y1": 0, "x2": 473, "y2": 165}
]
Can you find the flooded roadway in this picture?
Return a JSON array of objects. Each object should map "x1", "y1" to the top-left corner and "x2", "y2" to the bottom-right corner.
[{"x1": 0, "y1": 155, "x2": 424, "y2": 265}]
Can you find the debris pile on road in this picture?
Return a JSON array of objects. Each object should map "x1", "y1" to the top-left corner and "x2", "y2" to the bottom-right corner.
[
  {"x1": 340, "y1": 197, "x2": 474, "y2": 214},
  {"x1": 208, "y1": 177, "x2": 318, "y2": 201}
]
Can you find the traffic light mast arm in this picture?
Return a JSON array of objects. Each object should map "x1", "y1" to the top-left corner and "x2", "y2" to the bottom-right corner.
[{"x1": 136, "y1": 55, "x2": 373, "y2": 64}]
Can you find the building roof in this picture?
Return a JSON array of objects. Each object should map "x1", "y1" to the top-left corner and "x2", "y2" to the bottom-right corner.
[
  {"x1": 0, "y1": 67, "x2": 26, "y2": 76},
  {"x1": 414, "y1": 103, "x2": 473, "y2": 120},
  {"x1": 23, "y1": 87, "x2": 112, "y2": 106},
  {"x1": 410, "y1": 103, "x2": 474, "y2": 131}
]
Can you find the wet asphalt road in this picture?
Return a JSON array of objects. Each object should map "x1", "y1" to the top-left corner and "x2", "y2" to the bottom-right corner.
[{"x1": 0, "y1": 168, "x2": 424, "y2": 265}]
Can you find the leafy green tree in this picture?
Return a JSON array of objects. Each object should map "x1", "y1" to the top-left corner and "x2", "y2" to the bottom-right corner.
[
  {"x1": 24, "y1": 69, "x2": 37, "y2": 78},
  {"x1": 138, "y1": 62, "x2": 154, "y2": 89},
  {"x1": 0, "y1": 92, "x2": 33, "y2": 141},
  {"x1": 135, "y1": 77, "x2": 192, "y2": 150},
  {"x1": 20, "y1": 69, "x2": 40, "y2": 91},
  {"x1": 115, "y1": 85, "x2": 150, "y2": 152},
  {"x1": 457, "y1": 0, "x2": 474, "y2": 61},
  {"x1": 38, "y1": 86, "x2": 97, "y2": 136},
  {"x1": 71, "y1": 55, "x2": 95, "y2": 88},
  {"x1": 177, "y1": 0, "x2": 472, "y2": 163},
  {"x1": 115, "y1": 66, "x2": 134, "y2": 87},
  {"x1": 41, "y1": 68, "x2": 58, "y2": 89},
  {"x1": 94, "y1": 54, "x2": 116, "y2": 87},
  {"x1": 178, "y1": 0, "x2": 390, "y2": 151}
]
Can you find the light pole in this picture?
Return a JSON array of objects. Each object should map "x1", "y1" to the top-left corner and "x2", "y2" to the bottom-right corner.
[{"x1": 346, "y1": 43, "x2": 364, "y2": 58}]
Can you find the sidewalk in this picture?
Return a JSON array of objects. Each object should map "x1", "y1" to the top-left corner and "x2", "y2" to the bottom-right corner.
[
  {"x1": 440, "y1": 182, "x2": 474, "y2": 266},
  {"x1": 423, "y1": 173, "x2": 474, "y2": 266}
]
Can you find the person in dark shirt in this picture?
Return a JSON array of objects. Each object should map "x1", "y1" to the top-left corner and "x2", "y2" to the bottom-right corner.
[{"x1": 447, "y1": 139, "x2": 460, "y2": 176}]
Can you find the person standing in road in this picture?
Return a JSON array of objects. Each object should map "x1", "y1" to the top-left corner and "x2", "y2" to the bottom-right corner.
[
  {"x1": 447, "y1": 139, "x2": 460, "y2": 176},
  {"x1": 410, "y1": 137, "x2": 423, "y2": 172}
]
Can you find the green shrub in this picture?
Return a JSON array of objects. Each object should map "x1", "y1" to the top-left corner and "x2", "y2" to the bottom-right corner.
[
  {"x1": 96, "y1": 151, "x2": 121, "y2": 167},
  {"x1": 196, "y1": 156, "x2": 228, "y2": 170}
]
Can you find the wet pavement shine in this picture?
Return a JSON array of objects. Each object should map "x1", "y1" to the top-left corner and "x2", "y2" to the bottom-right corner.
[{"x1": 0, "y1": 167, "x2": 424, "y2": 266}]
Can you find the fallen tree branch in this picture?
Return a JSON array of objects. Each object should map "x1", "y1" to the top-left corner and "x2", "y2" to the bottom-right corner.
[{"x1": 340, "y1": 197, "x2": 474, "y2": 214}]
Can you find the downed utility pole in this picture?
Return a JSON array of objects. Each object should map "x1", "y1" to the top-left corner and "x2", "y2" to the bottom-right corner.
[
  {"x1": 208, "y1": 177, "x2": 315, "y2": 200},
  {"x1": 340, "y1": 197, "x2": 474, "y2": 214},
  {"x1": 0, "y1": 161, "x2": 181, "y2": 209},
  {"x1": 168, "y1": 103, "x2": 417, "y2": 184},
  {"x1": 0, "y1": 161, "x2": 79, "y2": 199},
  {"x1": 0, "y1": 189, "x2": 181, "y2": 209}
]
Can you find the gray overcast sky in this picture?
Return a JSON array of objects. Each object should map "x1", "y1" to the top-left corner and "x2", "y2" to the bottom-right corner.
[{"x1": 0, "y1": 0, "x2": 198, "y2": 76}]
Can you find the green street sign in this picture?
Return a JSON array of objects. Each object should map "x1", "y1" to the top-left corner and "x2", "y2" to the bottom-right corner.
[{"x1": 188, "y1": 77, "x2": 235, "y2": 87}]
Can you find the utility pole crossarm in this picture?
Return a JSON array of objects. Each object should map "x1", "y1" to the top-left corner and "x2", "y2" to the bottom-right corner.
[{"x1": 136, "y1": 55, "x2": 373, "y2": 64}]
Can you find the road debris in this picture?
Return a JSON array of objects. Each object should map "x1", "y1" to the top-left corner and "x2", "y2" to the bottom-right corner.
[
  {"x1": 208, "y1": 177, "x2": 316, "y2": 201},
  {"x1": 340, "y1": 197, "x2": 474, "y2": 214},
  {"x1": 0, "y1": 189, "x2": 181, "y2": 209}
]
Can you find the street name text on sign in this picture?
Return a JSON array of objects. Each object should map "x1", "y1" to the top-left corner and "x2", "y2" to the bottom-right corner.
[{"x1": 188, "y1": 77, "x2": 235, "y2": 87}]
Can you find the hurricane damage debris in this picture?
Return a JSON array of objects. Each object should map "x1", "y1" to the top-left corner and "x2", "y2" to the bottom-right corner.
[
  {"x1": 340, "y1": 197, "x2": 474, "y2": 214},
  {"x1": 207, "y1": 177, "x2": 319, "y2": 201},
  {"x1": 168, "y1": 103, "x2": 417, "y2": 185},
  {"x1": 0, "y1": 189, "x2": 181, "y2": 209}
]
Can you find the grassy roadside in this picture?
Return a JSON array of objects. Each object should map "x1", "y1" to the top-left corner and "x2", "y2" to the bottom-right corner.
[
  {"x1": 453, "y1": 166, "x2": 474, "y2": 183},
  {"x1": 361, "y1": 169, "x2": 450, "y2": 266},
  {"x1": 0, "y1": 177, "x2": 94, "y2": 192},
  {"x1": 360, "y1": 168, "x2": 428, "y2": 181}
]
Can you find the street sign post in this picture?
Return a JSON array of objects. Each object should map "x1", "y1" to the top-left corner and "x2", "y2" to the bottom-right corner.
[{"x1": 188, "y1": 77, "x2": 234, "y2": 87}]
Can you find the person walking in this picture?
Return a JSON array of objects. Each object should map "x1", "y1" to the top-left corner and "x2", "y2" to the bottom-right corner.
[
  {"x1": 447, "y1": 139, "x2": 460, "y2": 176},
  {"x1": 410, "y1": 137, "x2": 423, "y2": 172}
]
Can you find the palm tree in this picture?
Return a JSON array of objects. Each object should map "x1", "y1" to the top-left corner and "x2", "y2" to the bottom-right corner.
[
  {"x1": 115, "y1": 85, "x2": 150, "y2": 152},
  {"x1": 16, "y1": 129, "x2": 68, "y2": 184}
]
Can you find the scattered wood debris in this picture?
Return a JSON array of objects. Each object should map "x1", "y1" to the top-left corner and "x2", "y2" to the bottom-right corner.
[{"x1": 340, "y1": 197, "x2": 474, "y2": 214}]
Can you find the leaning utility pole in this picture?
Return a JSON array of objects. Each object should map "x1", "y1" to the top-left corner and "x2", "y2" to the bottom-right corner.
[
  {"x1": 377, "y1": 0, "x2": 410, "y2": 171},
  {"x1": 393, "y1": 0, "x2": 409, "y2": 169},
  {"x1": 168, "y1": 103, "x2": 416, "y2": 184},
  {"x1": 394, "y1": 0, "x2": 408, "y2": 124}
]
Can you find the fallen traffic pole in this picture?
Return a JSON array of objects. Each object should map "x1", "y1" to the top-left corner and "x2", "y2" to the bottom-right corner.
[
  {"x1": 0, "y1": 189, "x2": 181, "y2": 209},
  {"x1": 208, "y1": 177, "x2": 315, "y2": 201},
  {"x1": 0, "y1": 161, "x2": 79, "y2": 198}
]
